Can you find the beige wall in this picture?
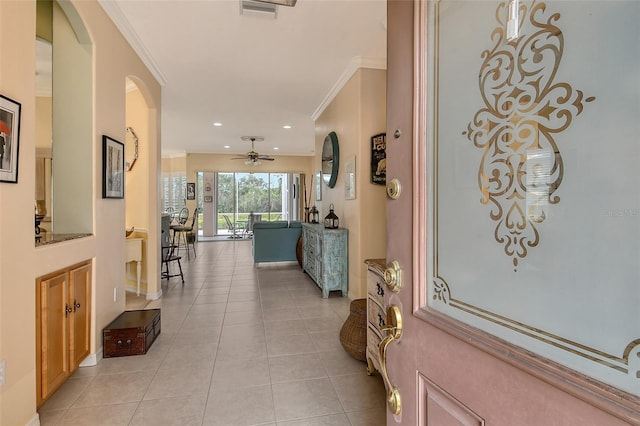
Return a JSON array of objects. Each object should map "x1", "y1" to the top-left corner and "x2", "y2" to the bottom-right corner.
[
  {"x1": 125, "y1": 87, "x2": 151, "y2": 293},
  {"x1": 314, "y1": 68, "x2": 387, "y2": 299},
  {"x1": 0, "y1": 1, "x2": 162, "y2": 424}
]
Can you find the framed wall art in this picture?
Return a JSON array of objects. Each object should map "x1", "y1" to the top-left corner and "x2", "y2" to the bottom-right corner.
[
  {"x1": 315, "y1": 170, "x2": 322, "y2": 201},
  {"x1": 370, "y1": 133, "x2": 386, "y2": 185},
  {"x1": 345, "y1": 156, "x2": 356, "y2": 200},
  {"x1": 0, "y1": 94, "x2": 21, "y2": 183},
  {"x1": 186, "y1": 182, "x2": 196, "y2": 200},
  {"x1": 102, "y1": 135, "x2": 124, "y2": 199}
]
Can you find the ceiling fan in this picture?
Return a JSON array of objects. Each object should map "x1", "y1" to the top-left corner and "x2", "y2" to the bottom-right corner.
[{"x1": 232, "y1": 136, "x2": 275, "y2": 165}]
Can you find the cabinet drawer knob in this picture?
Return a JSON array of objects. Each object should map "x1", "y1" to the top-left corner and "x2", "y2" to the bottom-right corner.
[{"x1": 383, "y1": 261, "x2": 403, "y2": 292}]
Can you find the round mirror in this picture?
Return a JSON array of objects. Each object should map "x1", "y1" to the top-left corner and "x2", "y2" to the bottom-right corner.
[{"x1": 321, "y1": 131, "x2": 339, "y2": 188}]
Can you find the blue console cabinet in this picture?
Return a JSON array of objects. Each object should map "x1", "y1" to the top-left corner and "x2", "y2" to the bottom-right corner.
[{"x1": 301, "y1": 223, "x2": 348, "y2": 298}]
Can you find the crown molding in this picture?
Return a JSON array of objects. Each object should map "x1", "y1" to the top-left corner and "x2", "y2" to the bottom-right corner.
[
  {"x1": 98, "y1": 0, "x2": 167, "y2": 86},
  {"x1": 311, "y1": 56, "x2": 387, "y2": 121}
]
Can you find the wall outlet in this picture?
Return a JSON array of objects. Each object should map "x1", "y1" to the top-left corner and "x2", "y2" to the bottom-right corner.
[
  {"x1": 113, "y1": 287, "x2": 117, "y2": 302},
  {"x1": 0, "y1": 359, "x2": 6, "y2": 387}
]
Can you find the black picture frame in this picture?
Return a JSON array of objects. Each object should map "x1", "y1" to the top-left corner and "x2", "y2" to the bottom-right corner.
[
  {"x1": 186, "y1": 182, "x2": 196, "y2": 200},
  {"x1": 370, "y1": 133, "x2": 386, "y2": 185},
  {"x1": 102, "y1": 135, "x2": 125, "y2": 199},
  {"x1": 0, "y1": 94, "x2": 22, "y2": 183}
]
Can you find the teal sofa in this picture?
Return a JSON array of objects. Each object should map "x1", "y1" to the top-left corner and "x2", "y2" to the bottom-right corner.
[{"x1": 252, "y1": 221, "x2": 302, "y2": 264}]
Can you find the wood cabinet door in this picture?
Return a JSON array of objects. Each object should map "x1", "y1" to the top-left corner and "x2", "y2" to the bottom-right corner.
[
  {"x1": 38, "y1": 272, "x2": 69, "y2": 402},
  {"x1": 69, "y1": 262, "x2": 91, "y2": 369}
]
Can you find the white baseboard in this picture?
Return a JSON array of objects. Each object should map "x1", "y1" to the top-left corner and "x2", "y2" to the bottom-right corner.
[
  {"x1": 26, "y1": 413, "x2": 40, "y2": 426},
  {"x1": 146, "y1": 289, "x2": 162, "y2": 300},
  {"x1": 79, "y1": 348, "x2": 103, "y2": 367}
]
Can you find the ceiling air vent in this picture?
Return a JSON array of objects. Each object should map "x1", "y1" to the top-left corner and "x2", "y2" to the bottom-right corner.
[{"x1": 240, "y1": 0, "x2": 278, "y2": 18}]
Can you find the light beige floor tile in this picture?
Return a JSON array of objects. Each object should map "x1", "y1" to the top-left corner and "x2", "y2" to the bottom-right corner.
[
  {"x1": 267, "y1": 333, "x2": 316, "y2": 356},
  {"x1": 297, "y1": 305, "x2": 341, "y2": 320},
  {"x1": 220, "y1": 322, "x2": 266, "y2": 340},
  {"x1": 203, "y1": 385, "x2": 275, "y2": 426},
  {"x1": 272, "y1": 378, "x2": 343, "y2": 421},
  {"x1": 330, "y1": 373, "x2": 386, "y2": 412},
  {"x1": 228, "y1": 291, "x2": 260, "y2": 302},
  {"x1": 261, "y1": 297, "x2": 296, "y2": 311},
  {"x1": 319, "y1": 349, "x2": 369, "y2": 377},
  {"x1": 265, "y1": 319, "x2": 308, "y2": 337},
  {"x1": 73, "y1": 371, "x2": 154, "y2": 407},
  {"x1": 98, "y1": 352, "x2": 164, "y2": 376},
  {"x1": 309, "y1": 331, "x2": 343, "y2": 352},
  {"x1": 268, "y1": 353, "x2": 326, "y2": 383},
  {"x1": 61, "y1": 402, "x2": 138, "y2": 425},
  {"x1": 183, "y1": 311, "x2": 225, "y2": 328},
  {"x1": 229, "y1": 285, "x2": 260, "y2": 294},
  {"x1": 224, "y1": 310, "x2": 264, "y2": 326},
  {"x1": 129, "y1": 394, "x2": 207, "y2": 425},
  {"x1": 303, "y1": 317, "x2": 344, "y2": 334},
  {"x1": 216, "y1": 338, "x2": 268, "y2": 361},
  {"x1": 37, "y1": 408, "x2": 65, "y2": 425},
  {"x1": 346, "y1": 406, "x2": 387, "y2": 426},
  {"x1": 262, "y1": 307, "x2": 301, "y2": 322},
  {"x1": 173, "y1": 325, "x2": 222, "y2": 345},
  {"x1": 39, "y1": 376, "x2": 95, "y2": 411},
  {"x1": 188, "y1": 302, "x2": 227, "y2": 314},
  {"x1": 211, "y1": 356, "x2": 271, "y2": 389},
  {"x1": 194, "y1": 292, "x2": 229, "y2": 305},
  {"x1": 198, "y1": 286, "x2": 231, "y2": 295},
  {"x1": 226, "y1": 300, "x2": 262, "y2": 312},
  {"x1": 144, "y1": 363, "x2": 213, "y2": 400},
  {"x1": 276, "y1": 413, "x2": 351, "y2": 426},
  {"x1": 160, "y1": 341, "x2": 217, "y2": 368}
]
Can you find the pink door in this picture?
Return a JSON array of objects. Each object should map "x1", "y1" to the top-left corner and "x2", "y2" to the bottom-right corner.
[{"x1": 383, "y1": 0, "x2": 639, "y2": 424}]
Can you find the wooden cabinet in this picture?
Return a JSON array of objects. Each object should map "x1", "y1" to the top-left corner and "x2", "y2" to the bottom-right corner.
[
  {"x1": 36, "y1": 260, "x2": 91, "y2": 407},
  {"x1": 301, "y1": 223, "x2": 348, "y2": 298},
  {"x1": 365, "y1": 258, "x2": 387, "y2": 376}
]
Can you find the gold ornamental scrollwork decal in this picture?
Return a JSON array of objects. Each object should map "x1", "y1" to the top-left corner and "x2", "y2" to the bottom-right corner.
[{"x1": 463, "y1": 1, "x2": 595, "y2": 271}]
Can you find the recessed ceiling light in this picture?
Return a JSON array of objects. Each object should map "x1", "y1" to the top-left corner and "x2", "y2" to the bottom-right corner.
[
  {"x1": 273, "y1": 147, "x2": 279, "y2": 150},
  {"x1": 283, "y1": 125, "x2": 292, "y2": 129},
  {"x1": 223, "y1": 145, "x2": 231, "y2": 149},
  {"x1": 213, "y1": 122, "x2": 223, "y2": 127}
]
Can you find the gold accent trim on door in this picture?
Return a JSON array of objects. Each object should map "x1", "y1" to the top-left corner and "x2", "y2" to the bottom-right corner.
[{"x1": 379, "y1": 305, "x2": 403, "y2": 415}]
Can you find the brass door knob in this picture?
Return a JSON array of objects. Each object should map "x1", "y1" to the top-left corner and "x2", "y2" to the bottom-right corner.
[{"x1": 378, "y1": 305, "x2": 403, "y2": 415}]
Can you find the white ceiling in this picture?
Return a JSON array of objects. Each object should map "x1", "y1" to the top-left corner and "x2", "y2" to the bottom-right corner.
[{"x1": 100, "y1": 0, "x2": 387, "y2": 158}]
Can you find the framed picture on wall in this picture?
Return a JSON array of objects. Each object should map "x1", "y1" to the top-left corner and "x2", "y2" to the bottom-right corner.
[
  {"x1": 345, "y1": 156, "x2": 356, "y2": 200},
  {"x1": 0, "y1": 94, "x2": 22, "y2": 183},
  {"x1": 186, "y1": 182, "x2": 196, "y2": 200},
  {"x1": 102, "y1": 135, "x2": 124, "y2": 199},
  {"x1": 370, "y1": 133, "x2": 386, "y2": 185},
  {"x1": 315, "y1": 170, "x2": 322, "y2": 201}
]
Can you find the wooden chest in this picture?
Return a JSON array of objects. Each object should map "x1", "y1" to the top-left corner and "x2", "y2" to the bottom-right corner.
[{"x1": 103, "y1": 309, "x2": 161, "y2": 357}]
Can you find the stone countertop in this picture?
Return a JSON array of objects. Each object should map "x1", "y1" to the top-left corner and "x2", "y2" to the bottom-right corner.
[{"x1": 35, "y1": 233, "x2": 93, "y2": 247}]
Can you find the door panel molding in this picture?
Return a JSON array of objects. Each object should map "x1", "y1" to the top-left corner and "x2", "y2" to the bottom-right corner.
[{"x1": 418, "y1": 374, "x2": 485, "y2": 426}]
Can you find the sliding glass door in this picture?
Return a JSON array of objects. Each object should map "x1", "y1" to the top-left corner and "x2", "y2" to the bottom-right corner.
[{"x1": 202, "y1": 172, "x2": 298, "y2": 237}]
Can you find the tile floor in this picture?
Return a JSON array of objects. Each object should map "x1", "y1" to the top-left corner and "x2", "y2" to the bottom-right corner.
[{"x1": 38, "y1": 239, "x2": 386, "y2": 425}]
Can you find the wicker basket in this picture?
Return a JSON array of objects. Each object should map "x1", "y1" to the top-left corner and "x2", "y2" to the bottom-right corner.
[{"x1": 339, "y1": 298, "x2": 368, "y2": 361}]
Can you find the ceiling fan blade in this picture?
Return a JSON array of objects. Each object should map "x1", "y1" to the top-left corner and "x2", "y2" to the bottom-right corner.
[
  {"x1": 230, "y1": 157, "x2": 248, "y2": 160},
  {"x1": 257, "y1": 156, "x2": 275, "y2": 160}
]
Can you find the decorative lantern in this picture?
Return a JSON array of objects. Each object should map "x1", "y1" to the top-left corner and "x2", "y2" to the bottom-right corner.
[
  {"x1": 324, "y1": 204, "x2": 339, "y2": 229},
  {"x1": 310, "y1": 206, "x2": 319, "y2": 224}
]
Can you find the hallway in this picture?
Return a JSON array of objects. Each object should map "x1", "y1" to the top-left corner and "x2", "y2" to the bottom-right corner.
[{"x1": 37, "y1": 240, "x2": 386, "y2": 425}]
